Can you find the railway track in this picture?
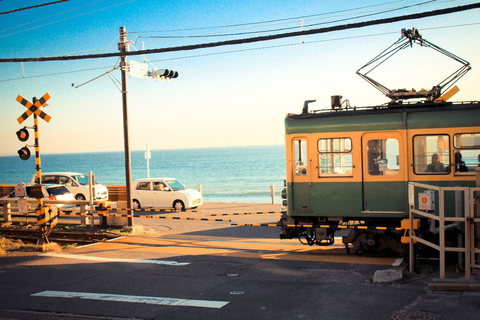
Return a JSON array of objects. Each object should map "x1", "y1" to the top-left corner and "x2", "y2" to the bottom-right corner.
[{"x1": 0, "y1": 227, "x2": 121, "y2": 246}]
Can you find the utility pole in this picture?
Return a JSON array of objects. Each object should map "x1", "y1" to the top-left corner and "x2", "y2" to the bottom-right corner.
[{"x1": 119, "y1": 26, "x2": 133, "y2": 227}]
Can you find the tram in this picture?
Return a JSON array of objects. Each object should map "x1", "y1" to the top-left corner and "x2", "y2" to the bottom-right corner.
[{"x1": 279, "y1": 29, "x2": 480, "y2": 254}]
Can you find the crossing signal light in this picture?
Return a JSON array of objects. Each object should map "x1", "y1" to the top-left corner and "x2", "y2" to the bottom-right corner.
[
  {"x1": 18, "y1": 147, "x2": 30, "y2": 161},
  {"x1": 16, "y1": 127, "x2": 29, "y2": 142},
  {"x1": 150, "y1": 68, "x2": 178, "y2": 81}
]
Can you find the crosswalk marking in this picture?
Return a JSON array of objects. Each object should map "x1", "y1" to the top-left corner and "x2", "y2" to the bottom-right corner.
[
  {"x1": 44, "y1": 253, "x2": 190, "y2": 266},
  {"x1": 32, "y1": 291, "x2": 229, "y2": 309}
]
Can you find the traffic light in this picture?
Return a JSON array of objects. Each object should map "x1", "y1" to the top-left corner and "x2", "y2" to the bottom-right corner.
[
  {"x1": 16, "y1": 127, "x2": 29, "y2": 142},
  {"x1": 16, "y1": 126, "x2": 31, "y2": 160},
  {"x1": 150, "y1": 68, "x2": 179, "y2": 81},
  {"x1": 18, "y1": 147, "x2": 30, "y2": 161}
]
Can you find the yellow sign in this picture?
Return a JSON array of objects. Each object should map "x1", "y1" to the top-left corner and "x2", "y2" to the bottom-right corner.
[{"x1": 16, "y1": 93, "x2": 51, "y2": 124}]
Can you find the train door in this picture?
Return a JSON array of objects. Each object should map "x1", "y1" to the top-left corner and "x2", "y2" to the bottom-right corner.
[
  {"x1": 362, "y1": 133, "x2": 407, "y2": 213},
  {"x1": 291, "y1": 138, "x2": 310, "y2": 211}
]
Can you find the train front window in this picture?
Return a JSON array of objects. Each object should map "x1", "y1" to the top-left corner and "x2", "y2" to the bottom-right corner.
[
  {"x1": 366, "y1": 138, "x2": 399, "y2": 176},
  {"x1": 413, "y1": 135, "x2": 450, "y2": 174},
  {"x1": 453, "y1": 133, "x2": 480, "y2": 174},
  {"x1": 294, "y1": 139, "x2": 308, "y2": 176},
  {"x1": 318, "y1": 138, "x2": 353, "y2": 177}
]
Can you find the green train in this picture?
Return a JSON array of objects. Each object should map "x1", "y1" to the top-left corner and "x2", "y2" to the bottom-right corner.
[
  {"x1": 280, "y1": 99, "x2": 480, "y2": 254},
  {"x1": 279, "y1": 29, "x2": 479, "y2": 255}
]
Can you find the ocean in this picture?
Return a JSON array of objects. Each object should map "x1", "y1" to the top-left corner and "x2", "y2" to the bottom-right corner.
[{"x1": 0, "y1": 145, "x2": 286, "y2": 204}]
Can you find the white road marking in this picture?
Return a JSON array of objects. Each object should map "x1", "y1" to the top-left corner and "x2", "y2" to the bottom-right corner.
[
  {"x1": 43, "y1": 253, "x2": 190, "y2": 266},
  {"x1": 32, "y1": 291, "x2": 229, "y2": 309}
]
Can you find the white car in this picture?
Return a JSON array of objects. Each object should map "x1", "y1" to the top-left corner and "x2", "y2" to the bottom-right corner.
[
  {"x1": 132, "y1": 178, "x2": 203, "y2": 210},
  {"x1": 0, "y1": 185, "x2": 74, "y2": 208},
  {"x1": 31, "y1": 172, "x2": 109, "y2": 201}
]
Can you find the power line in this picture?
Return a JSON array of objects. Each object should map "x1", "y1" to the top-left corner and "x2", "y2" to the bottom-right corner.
[
  {"x1": 147, "y1": 22, "x2": 480, "y2": 64},
  {"x1": 0, "y1": 0, "x2": 70, "y2": 15},
  {"x1": 129, "y1": 0, "x2": 406, "y2": 34},
  {"x1": 135, "y1": 0, "x2": 437, "y2": 41},
  {"x1": 1, "y1": 21, "x2": 478, "y2": 83},
  {"x1": 0, "y1": 3, "x2": 479, "y2": 63},
  {"x1": 0, "y1": 0, "x2": 107, "y2": 34},
  {"x1": 0, "y1": 0, "x2": 135, "y2": 39}
]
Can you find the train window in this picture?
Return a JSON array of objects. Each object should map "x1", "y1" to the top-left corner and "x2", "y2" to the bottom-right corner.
[
  {"x1": 454, "y1": 133, "x2": 480, "y2": 149},
  {"x1": 453, "y1": 133, "x2": 480, "y2": 173},
  {"x1": 318, "y1": 138, "x2": 353, "y2": 176},
  {"x1": 366, "y1": 139, "x2": 399, "y2": 176},
  {"x1": 294, "y1": 139, "x2": 308, "y2": 176},
  {"x1": 413, "y1": 135, "x2": 451, "y2": 174}
]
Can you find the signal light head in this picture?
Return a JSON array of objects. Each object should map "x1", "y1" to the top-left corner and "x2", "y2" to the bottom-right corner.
[
  {"x1": 16, "y1": 127, "x2": 29, "y2": 142},
  {"x1": 150, "y1": 68, "x2": 178, "y2": 81},
  {"x1": 18, "y1": 147, "x2": 30, "y2": 161}
]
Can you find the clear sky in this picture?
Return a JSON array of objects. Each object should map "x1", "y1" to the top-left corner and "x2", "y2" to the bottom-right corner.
[{"x1": 1, "y1": 0, "x2": 479, "y2": 155}]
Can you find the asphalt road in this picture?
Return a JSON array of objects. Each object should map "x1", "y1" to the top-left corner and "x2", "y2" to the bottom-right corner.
[{"x1": 1, "y1": 203, "x2": 479, "y2": 320}]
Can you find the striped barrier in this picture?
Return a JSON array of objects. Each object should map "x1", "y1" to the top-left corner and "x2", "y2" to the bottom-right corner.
[
  {"x1": 58, "y1": 211, "x2": 230, "y2": 222},
  {"x1": 93, "y1": 207, "x2": 202, "y2": 213},
  {"x1": 206, "y1": 211, "x2": 285, "y2": 217},
  {"x1": 37, "y1": 205, "x2": 58, "y2": 227},
  {"x1": 57, "y1": 211, "x2": 402, "y2": 231}
]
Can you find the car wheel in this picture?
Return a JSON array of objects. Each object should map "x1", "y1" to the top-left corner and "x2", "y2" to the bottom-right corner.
[
  {"x1": 133, "y1": 199, "x2": 140, "y2": 209},
  {"x1": 173, "y1": 200, "x2": 185, "y2": 211},
  {"x1": 75, "y1": 194, "x2": 86, "y2": 201}
]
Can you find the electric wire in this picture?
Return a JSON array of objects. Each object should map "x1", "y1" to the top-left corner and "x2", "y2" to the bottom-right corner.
[
  {"x1": 1, "y1": 2, "x2": 478, "y2": 63},
  {"x1": 0, "y1": 0, "x2": 136, "y2": 39},
  {"x1": 129, "y1": 0, "x2": 414, "y2": 33},
  {"x1": 1, "y1": 21, "x2": 478, "y2": 83},
  {"x1": 0, "y1": 0, "x2": 107, "y2": 34},
  {"x1": 133, "y1": 0, "x2": 441, "y2": 44},
  {"x1": 0, "y1": 0, "x2": 70, "y2": 15}
]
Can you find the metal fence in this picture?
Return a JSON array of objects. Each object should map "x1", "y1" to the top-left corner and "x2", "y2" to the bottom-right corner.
[{"x1": 408, "y1": 182, "x2": 480, "y2": 279}]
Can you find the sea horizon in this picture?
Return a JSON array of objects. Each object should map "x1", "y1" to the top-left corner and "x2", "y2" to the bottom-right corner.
[{"x1": 0, "y1": 144, "x2": 286, "y2": 204}]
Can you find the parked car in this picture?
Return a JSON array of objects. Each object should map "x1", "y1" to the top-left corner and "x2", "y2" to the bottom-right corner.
[
  {"x1": 31, "y1": 172, "x2": 109, "y2": 201},
  {"x1": 0, "y1": 185, "x2": 74, "y2": 208},
  {"x1": 132, "y1": 178, "x2": 203, "y2": 210}
]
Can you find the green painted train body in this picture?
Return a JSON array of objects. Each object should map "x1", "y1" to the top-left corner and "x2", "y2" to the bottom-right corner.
[{"x1": 281, "y1": 101, "x2": 480, "y2": 251}]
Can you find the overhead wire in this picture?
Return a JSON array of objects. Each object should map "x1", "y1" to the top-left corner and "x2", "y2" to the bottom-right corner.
[
  {"x1": 129, "y1": 0, "x2": 412, "y2": 33},
  {"x1": 133, "y1": 0, "x2": 441, "y2": 43},
  {"x1": 148, "y1": 21, "x2": 480, "y2": 63},
  {"x1": 1, "y1": 2, "x2": 478, "y2": 63},
  {"x1": 1, "y1": 21, "x2": 478, "y2": 83},
  {"x1": 0, "y1": 0, "x2": 108, "y2": 34},
  {"x1": 0, "y1": 0, "x2": 136, "y2": 39},
  {"x1": 0, "y1": 0, "x2": 70, "y2": 15}
]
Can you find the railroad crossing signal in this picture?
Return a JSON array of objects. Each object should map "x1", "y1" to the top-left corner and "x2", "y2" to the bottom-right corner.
[
  {"x1": 17, "y1": 147, "x2": 31, "y2": 161},
  {"x1": 14, "y1": 93, "x2": 56, "y2": 244},
  {"x1": 15, "y1": 93, "x2": 52, "y2": 161},
  {"x1": 16, "y1": 93, "x2": 51, "y2": 124},
  {"x1": 16, "y1": 127, "x2": 29, "y2": 141}
]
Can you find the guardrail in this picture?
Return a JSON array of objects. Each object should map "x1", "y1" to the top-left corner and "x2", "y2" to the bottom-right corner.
[
  {"x1": 1, "y1": 198, "x2": 90, "y2": 223},
  {"x1": 407, "y1": 182, "x2": 480, "y2": 279},
  {"x1": 1, "y1": 184, "x2": 281, "y2": 204}
]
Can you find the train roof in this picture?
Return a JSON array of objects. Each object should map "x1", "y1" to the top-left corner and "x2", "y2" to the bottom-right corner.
[{"x1": 285, "y1": 100, "x2": 480, "y2": 134}]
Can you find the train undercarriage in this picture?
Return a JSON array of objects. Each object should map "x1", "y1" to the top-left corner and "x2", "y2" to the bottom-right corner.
[
  {"x1": 278, "y1": 212, "x2": 466, "y2": 258},
  {"x1": 278, "y1": 214, "x2": 407, "y2": 256}
]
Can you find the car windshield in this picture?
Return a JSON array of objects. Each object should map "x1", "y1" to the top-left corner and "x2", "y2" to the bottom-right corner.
[
  {"x1": 165, "y1": 179, "x2": 185, "y2": 191},
  {"x1": 73, "y1": 174, "x2": 89, "y2": 185}
]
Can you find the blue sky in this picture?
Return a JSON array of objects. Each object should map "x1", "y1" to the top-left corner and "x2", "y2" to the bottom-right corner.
[{"x1": 1, "y1": 0, "x2": 479, "y2": 155}]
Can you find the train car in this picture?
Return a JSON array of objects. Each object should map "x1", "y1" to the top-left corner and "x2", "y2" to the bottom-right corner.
[
  {"x1": 280, "y1": 99, "x2": 480, "y2": 254},
  {"x1": 279, "y1": 29, "x2": 479, "y2": 255}
]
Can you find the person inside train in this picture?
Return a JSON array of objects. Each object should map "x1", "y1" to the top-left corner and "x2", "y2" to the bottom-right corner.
[
  {"x1": 426, "y1": 153, "x2": 445, "y2": 172},
  {"x1": 455, "y1": 151, "x2": 468, "y2": 172},
  {"x1": 367, "y1": 140, "x2": 381, "y2": 175}
]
